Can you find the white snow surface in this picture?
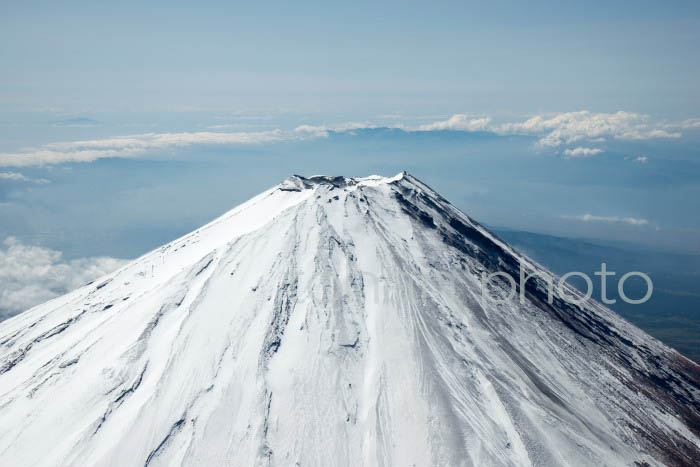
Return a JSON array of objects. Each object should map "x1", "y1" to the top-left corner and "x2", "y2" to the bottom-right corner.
[{"x1": 0, "y1": 172, "x2": 698, "y2": 467}]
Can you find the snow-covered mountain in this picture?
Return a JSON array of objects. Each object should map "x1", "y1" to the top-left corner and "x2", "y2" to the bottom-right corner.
[{"x1": 0, "y1": 173, "x2": 698, "y2": 467}]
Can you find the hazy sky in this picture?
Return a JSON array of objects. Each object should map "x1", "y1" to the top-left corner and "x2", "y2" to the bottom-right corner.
[{"x1": 2, "y1": 1, "x2": 700, "y2": 116}]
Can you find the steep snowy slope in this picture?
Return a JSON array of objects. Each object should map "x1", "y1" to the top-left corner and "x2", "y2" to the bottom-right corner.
[{"x1": 0, "y1": 173, "x2": 698, "y2": 467}]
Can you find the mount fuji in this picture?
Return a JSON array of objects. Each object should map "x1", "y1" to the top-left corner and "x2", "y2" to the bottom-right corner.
[{"x1": 0, "y1": 173, "x2": 698, "y2": 466}]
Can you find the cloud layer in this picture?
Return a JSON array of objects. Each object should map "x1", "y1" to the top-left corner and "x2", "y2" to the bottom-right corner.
[
  {"x1": 563, "y1": 147, "x2": 603, "y2": 157},
  {"x1": 497, "y1": 111, "x2": 681, "y2": 147},
  {"x1": 562, "y1": 214, "x2": 649, "y2": 226},
  {"x1": 0, "y1": 237, "x2": 128, "y2": 320},
  {"x1": 0, "y1": 172, "x2": 49, "y2": 183},
  {"x1": 417, "y1": 114, "x2": 492, "y2": 131},
  {"x1": 0, "y1": 130, "x2": 300, "y2": 167},
  {"x1": 0, "y1": 110, "x2": 694, "y2": 167}
]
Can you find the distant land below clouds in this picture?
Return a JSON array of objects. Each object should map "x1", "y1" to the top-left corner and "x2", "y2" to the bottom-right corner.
[
  {"x1": 495, "y1": 228, "x2": 700, "y2": 363},
  {"x1": 0, "y1": 110, "x2": 697, "y2": 167}
]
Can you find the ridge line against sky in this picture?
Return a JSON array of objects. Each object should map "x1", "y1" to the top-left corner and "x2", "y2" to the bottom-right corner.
[{"x1": 1, "y1": 110, "x2": 698, "y2": 168}]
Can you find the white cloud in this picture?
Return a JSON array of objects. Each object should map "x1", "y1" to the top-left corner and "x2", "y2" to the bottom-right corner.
[
  {"x1": 562, "y1": 214, "x2": 649, "y2": 226},
  {"x1": 634, "y1": 155, "x2": 649, "y2": 163},
  {"x1": 412, "y1": 111, "x2": 686, "y2": 151},
  {"x1": 0, "y1": 172, "x2": 49, "y2": 183},
  {"x1": 497, "y1": 111, "x2": 681, "y2": 147},
  {"x1": 0, "y1": 130, "x2": 309, "y2": 167},
  {"x1": 679, "y1": 118, "x2": 700, "y2": 129},
  {"x1": 0, "y1": 237, "x2": 129, "y2": 320},
  {"x1": 0, "y1": 172, "x2": 28, "y2": 181},
  {"x1": 562, "y1": 147, "x2": 603, "y2": 157},
  {"x1": 417, "y1": 114, "x2": 492, "y2": 131},
  {"x1": 293, "y1": 121, "x2": 382, "y2": 136}
]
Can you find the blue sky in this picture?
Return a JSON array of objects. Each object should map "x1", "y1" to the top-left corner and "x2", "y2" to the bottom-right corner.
[{"x1": 1, "y1": 1, "x2": 700, "y2": 317}]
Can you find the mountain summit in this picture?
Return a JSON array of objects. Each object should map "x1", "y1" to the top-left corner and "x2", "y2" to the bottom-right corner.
[{"x1": 0, "y1": 173, "x2": 698, "y2": 466}]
